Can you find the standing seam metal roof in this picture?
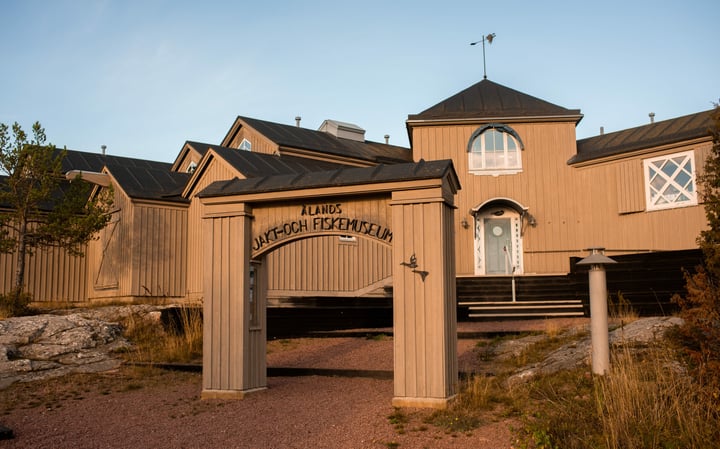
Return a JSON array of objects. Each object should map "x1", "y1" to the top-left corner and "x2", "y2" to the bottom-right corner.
[
  {"x1": 198, "y1": 159, "x2": 458, "y2": 198},
  {"x1": 407, "y1": 79, "x2": 582, "y2": 121},
  {"x1": 235, "y1": 116, "x2": 412, "y2": 164},
  {"x1": 570, "y1": 110, "x2": 714, "y2": 164}
]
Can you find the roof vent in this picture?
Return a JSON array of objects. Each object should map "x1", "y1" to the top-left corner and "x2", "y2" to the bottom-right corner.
[
  {"x1": 318, "y1": 119, "x2": 365, "y2": 142},
  {"x1": 649, "y1": 112, "x2": 655, "y2": 124},
  {"x1": 295, "y1": 116, "x2": 301, "y2": 127},
  {"x1": 101, "y1": 145, "x2": 107, "y2": 155},
  {"x1": 384, "y1": 134, "x2": 390, "y2": 144},
  {"x1": 600, "y1": 126, "x2": 604, "y2": 135}
]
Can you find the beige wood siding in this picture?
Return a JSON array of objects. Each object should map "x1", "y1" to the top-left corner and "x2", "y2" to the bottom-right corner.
[
  {"x1": 130, "y1": 204, "x2": 187, "y2": 297},
  {"x1": 616, "y1": 159, "x2": 644, "y2": 214},
  {"x1": 227, "y1": 126, "x2": 279, "y2": 155},
  {"x1": 0, "y1": 236, "x2": 87, "y2": 303},
  {"x1": 88, "y1": 185, "x2": 133, "y2": 299},
  {"x1": 266, "y1": 235, "x2": 392, "y2": 296},
  {"x1": 186, "y1": 157, "x2": 244, "y2": 300},
  {"x1": 252, "y1": 195, "x2": 393, "y2": 297},
  {"x1": 411, "y1": 121, "x2": 710, "y2": 275}
]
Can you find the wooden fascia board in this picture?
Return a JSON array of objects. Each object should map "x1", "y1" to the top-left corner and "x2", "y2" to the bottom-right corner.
[
  {"x1": 101, "y1": 168, "x2": 131, "y2": 207},
  {"x1": 569, "y1": 135, "x2": 713, "y2": 168},
  {"x1": 220, "y1": 117, "x2": 244, "y2": 147},
  {"x1": 130, "y1": 198, "x2": 190, "y2": 209},
  {"x1": 181, "y1": 149, "x2": 245, "y2": 199},
  {"x1": 406, "y1": 114, "x2": 584, "y2": 128},
  {"x1": 200, "y1": 177, "x2": 452, "y2": 206},
  {"x1": 170, "y1": 143, "x2": 192, "y2": 172}
]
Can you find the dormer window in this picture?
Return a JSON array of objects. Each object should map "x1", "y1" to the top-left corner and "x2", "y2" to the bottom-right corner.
[
  {"x1": 187, "y1": 161, "x2": 198, "y2": 173},
  {"x1": 468, "y1": 124, "x2": 523, "y2": 175},
  {"x1": 239, "y1": 138, "x2": 252, "y2": 151}
]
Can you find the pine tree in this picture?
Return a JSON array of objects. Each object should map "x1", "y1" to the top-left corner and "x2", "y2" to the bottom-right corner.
[
  {"x1": 0, "y1": 121, "x2": 113, "y2": 315},
  {"x1": 673, "y1": 104, "x2": 720, "y2": 386}
]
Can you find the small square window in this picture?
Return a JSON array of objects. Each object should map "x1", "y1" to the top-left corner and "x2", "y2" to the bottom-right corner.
[{"x1": 239, "y1": 138, "x2": 252, "y2": 151}]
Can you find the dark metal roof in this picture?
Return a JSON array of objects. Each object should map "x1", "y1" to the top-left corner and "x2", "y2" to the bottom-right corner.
[
  {"x1": 186, "y1": 142, "x2": 350, "y2": 178},
  {"x1": 104, "y1": 163, "x2": 190, "y2": 203},
  {"x1": 61, "y1": 149, "x2": 171, "y2": 173},
  {"x1": 198, "y1": 159, "x2": 458, "y2": 198},
  {"x1": 234, "y1": 116, "x2": 413, "y2": 164},
  {"x1": 63, "y1": 149, "x2": 189, "y2": 203},
  {"x1": 407, "y1": 79, "x2": 582, "y2": 122},
  {"x1": 570, "y1": 110, "x2": 714, "y2": 165}
]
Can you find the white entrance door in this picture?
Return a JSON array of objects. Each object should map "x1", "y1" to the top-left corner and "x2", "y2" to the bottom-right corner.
[
  {"x1": 484, "y1": 218, "x2": 512, "y2": 274},
  {"x1": 474, "y1": 208, "x2": 523, "y2": 275}
]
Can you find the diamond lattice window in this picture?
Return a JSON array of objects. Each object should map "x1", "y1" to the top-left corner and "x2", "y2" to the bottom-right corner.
[{"x1": 643, "y1": 151, "x2": 697, "y2": 211}]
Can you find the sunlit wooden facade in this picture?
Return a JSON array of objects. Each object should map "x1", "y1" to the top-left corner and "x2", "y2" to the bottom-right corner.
[{"x1": 1, "y1": 79, "x2": 714, "y2": 306}]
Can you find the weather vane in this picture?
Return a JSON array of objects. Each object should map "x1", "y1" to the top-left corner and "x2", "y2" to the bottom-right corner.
[{"x1": 470, "y1": 33, "x2": 496, "y2": 80}]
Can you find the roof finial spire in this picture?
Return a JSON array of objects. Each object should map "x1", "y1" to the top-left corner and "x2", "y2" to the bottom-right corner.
[{"x1": 470, "y1": 33, "x2": 496, "y2": 79}]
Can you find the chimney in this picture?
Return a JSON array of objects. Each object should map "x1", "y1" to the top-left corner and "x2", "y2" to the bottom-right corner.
[
  {"x1": 384, "y1": 134, "x2": 390, "y2": 144},
  {"x1": 649, "y1": 112, "x2": 655, "y2": 124},
  {"x1": 295, "y1": 116, "x2": 301, "y2": 127},
  {"x1": 101, "y1": 145, "x2": 107, "y2": 155},
  {"x1": 600, "y1": 126, "x2": 604, "y2": 135}
]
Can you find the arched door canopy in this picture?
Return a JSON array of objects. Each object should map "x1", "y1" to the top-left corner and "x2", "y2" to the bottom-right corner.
[{"x1": 470, "y1": 197, "x2": 536, "y2": 235}]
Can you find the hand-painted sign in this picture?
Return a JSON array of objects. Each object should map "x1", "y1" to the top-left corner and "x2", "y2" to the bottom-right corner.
[{"x1": 252, "y1": 203, "x2": 392, "y2": 253}]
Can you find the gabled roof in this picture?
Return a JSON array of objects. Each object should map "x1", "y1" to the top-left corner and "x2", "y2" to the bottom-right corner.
[
  {"x1": 104, "y1": 164, "x2": 190, "y2": 203},
  {"x1": 61, "y1": 149, "x2": 171, "y2": 173},
  {"x1": 570, "y1": 110, "x2": 714, "y2": 165},
  {"x1": 407, "y1": 79, "x2": 582, "y2": 123},
  {"x1": 63, "y1": 149, "x2": 189, "y2": 204},
  {"x1": 198, "y1": 159, "x2": 459, "y2": 198},
  {"x1": 223, "y1": 116, "x2": 412, "y2": 164},
  {"x1": 187, "y1": 142, "x2": 349, "y2": 178}
]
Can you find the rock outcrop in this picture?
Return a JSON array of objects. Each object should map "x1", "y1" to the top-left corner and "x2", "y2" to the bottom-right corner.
[
  {"x1": 0, "y1": 307, "x2": 157, "y2": 389},
  {"x1": 506, "y1": 316, "x2": 684, "y2": 387}
]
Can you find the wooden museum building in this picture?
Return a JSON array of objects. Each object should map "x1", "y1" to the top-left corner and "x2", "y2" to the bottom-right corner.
[{"x1": 1, "y1": 79, "x2": 713, "y2": 324}]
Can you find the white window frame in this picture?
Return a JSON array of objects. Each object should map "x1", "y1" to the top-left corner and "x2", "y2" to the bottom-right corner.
[
  {"x1": 643, "y1": 150, "x2": 697, "y2": 211},
  {"x1": 239, "y1": 138, "x2": 252, "y2": 151},
  {"x1": 468, "y1": 126, "x2": 523, "y2": 176}
]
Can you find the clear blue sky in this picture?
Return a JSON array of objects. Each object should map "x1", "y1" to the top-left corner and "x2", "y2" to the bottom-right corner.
[{"x1": 1, "y1": 0, "x2": 718, "y2": 163}]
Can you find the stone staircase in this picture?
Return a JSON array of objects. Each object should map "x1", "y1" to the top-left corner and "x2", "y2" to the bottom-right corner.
[{"x1": 457, "y1": 275, "x2": 586, "y2": 320}]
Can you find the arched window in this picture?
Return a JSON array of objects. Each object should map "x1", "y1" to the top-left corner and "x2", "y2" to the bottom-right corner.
[{"x1": 468, "y1": 124, "x2": 523, "y2": 175}]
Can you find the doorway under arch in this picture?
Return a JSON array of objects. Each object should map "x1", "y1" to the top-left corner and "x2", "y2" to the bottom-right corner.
[{"x1": 472, "y1": 198, "x2": 527, "y2": 275}]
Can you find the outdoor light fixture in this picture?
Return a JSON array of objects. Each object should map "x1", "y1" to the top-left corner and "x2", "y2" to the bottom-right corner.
[{"x1": 461, "y1": 218, "x2": 469, "y2": 229}]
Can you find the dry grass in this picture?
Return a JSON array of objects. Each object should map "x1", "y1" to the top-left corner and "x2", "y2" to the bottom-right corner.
[
  {"x1": 119, "y1": 306, "x2": 203, "y2": 364},
  {"x1": 595, "y1": 344, "x2": 720, "y2": 449},
  {"x1": 608, "y1": 291, "x2": 639, "y2": 323}
]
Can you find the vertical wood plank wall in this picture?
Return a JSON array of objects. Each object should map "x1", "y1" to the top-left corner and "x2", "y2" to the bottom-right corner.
[
  {"x1": 411, "y1": 122, "x2": 711, "y2": 275},
  {"x1": 0, "y1": 236, "x2": 87, "y2": 303},
  {"x1": 391, "y1": 188, "x2": 457, "y2": 407},
  {"x1": 202, "y1": 203, "x2": 266, "y2": 397},
  {"x1": 265, "y1": 236, "x2": 392, "y2": 295},
  {"x1": 87, "y1": 186, "x2": 132, "y2": 299},
  {"x1": 253, "y1": 196, "x2": 393, "y2": 298},
  {"x1": 130, "y1": 204, "x2": 187, "y2": 298},
  {"x1": 186, "y1": 158, "x2": 239, "y2": 300}
]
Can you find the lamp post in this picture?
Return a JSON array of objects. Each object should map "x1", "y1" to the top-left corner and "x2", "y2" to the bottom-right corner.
[
  {"x1": 470, "y1": 33, "x2": 496, "y2": 80},
  {"x1": 577, "y1": 247, "x2": 617, "y2": 375}
]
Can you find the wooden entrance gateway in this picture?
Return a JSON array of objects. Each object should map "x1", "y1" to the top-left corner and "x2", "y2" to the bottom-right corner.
[{"x1": 197, "y1": 160, "x2": 460, "y2": 408}]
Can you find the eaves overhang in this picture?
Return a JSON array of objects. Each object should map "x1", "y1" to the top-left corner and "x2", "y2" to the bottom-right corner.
[{"x1": 198, "y1": 159, "x2": 461, "y2": 203}]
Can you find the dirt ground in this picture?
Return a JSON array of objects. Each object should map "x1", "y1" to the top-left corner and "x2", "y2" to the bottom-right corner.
[{"x1": 0, "y1": 319, "x2": 588, "y2": 449}]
